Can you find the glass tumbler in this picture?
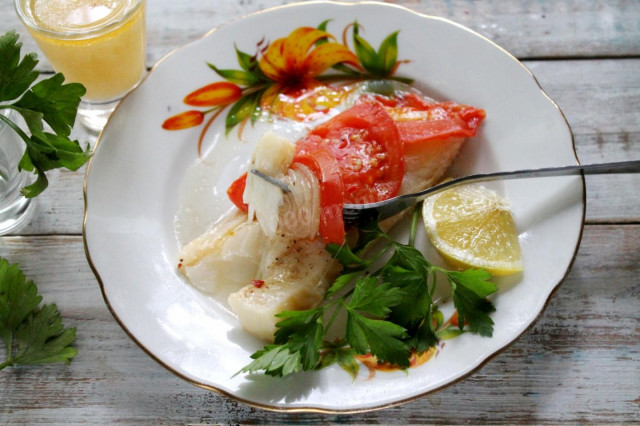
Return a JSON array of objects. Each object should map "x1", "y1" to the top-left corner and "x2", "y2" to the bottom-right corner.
[
  {"x1": 15, "y1": 0, "x2": 147, "y2": 133},
  {"x1": 0, "y1": 110, "x2": 34, "y2": 235}
]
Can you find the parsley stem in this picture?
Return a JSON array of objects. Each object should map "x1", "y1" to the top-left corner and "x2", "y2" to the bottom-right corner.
[
  {"x1": 427, "y1": 304, "x2": 437, "y2": 335},
  {"x1": 431, "y1": 266, "x2": 452, "y2": 276},
  {"x1": 371, "y1": 242, "x2": 393, "y2": 264},
  {"x1": 368, "y1": 242, "x2": 396, "y2": 277},
  {"x1": 4, "y1": 333, "x2": 12, "y2": 362},
  {"x1": 324, "y1": 299, "x2": 345, "y2": 333},
  {"x1": 0, "y1": 110, "x2": 30, "y2": 146},
  {"x1": 408, "y1": 204, "x2": 421, "y2": 247},
  {"x1": 429, "y1": 267, "x2": 438, "y2": 299}
]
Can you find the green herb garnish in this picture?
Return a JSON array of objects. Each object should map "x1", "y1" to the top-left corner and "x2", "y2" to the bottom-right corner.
[
  {"x1": 238, "y1": 205, "x2": 498, "y2": 378},
  {"x1": 0, "y1": 30, "x2": 90, "y2": 198},
  {"x1": 0, "y1": 258, "x2": 77, "y2": 370}
]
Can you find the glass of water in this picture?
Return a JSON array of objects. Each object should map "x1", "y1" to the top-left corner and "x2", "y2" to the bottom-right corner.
[{"x1": 0, "y1": 110, "x2": 35, "y2": 235}]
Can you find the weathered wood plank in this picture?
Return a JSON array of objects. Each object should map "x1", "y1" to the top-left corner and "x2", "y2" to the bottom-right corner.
[
  {"x1": 527, "y1": 59, "x2": 640, "y2": 136},
  {"x1": 1, "y1": 1, "x2": 637, "y2": 423},
  {"x1": 526, "y1": 58, "x2": 640, "y2": 223},
  {"x1": 0, "y1": 225, "x2": 637, "y2": 423},
  {"x1": 1, "y1": 0, "x2": 639, "y2": 69}
]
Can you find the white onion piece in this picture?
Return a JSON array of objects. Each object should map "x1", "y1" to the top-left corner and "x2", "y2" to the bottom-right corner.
[
  {"x1": 243, "y1": 131, "x2": 295, "y2": 236},
  {"x1": 279, "y1": 163, "x2": 320, "y2": 239},
  {"x1": 247, "y1": 178, "x2": 283, "y2": 236}
]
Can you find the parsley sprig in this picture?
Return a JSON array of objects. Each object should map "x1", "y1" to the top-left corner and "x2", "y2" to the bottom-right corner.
[
  {"x1": 238, "y1": 206, "x2": 498, "y2": 378},
  {"x1": 0, "y1": 31, "x2": 90, "y2": 197},
  {"x1": 0, "y1": 258, "x2": 77, "y2": 370}
]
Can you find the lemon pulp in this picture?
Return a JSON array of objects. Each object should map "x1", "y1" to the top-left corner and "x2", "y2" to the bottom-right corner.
[{"x1": 422, "y1": 185, "x2": 523, "y2": 275}]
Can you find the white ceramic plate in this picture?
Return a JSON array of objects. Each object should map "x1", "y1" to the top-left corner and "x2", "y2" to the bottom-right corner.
[{"x1": 84, "y1": 1, "x2": 584, "y2": 413}]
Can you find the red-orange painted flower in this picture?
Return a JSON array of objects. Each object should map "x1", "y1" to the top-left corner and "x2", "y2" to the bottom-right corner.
[
  {"x1": 259, "y1": 27, "x2": 360, "y2": 86},
  {"x1": 183, "y1": 81, "x2": 242, "y2": 107},
  {"x1": 161, "y1": 21, "x2": 412, "y2": 147},
  {"x1": 162, "y1": 110, "x2": 205, "y2": 130}
]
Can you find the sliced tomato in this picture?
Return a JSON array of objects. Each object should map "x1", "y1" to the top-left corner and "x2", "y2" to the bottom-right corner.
[
  {"x1": 292, "y1": 149, "x2": 346, "y2": 245},
  {"x1": 395, "y1": 102, "x2": 486, "y2": 144},
  {"x1": 364, "y1": 92, "x2": 486, "y2": 145},
  {"x1": 227, "y1": 172, "x2": 248, "y2": 212},
  {"x1": 296, "y1": 101, "x2": 404, "y2": 205}
]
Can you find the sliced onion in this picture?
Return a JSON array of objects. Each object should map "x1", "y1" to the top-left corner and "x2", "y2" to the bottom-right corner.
[
  {"x1": 242, "y1": 132, "x2": 295, "y2": 236},
  {"x1": 279, "y1": 164, "x2": 320, "y2": 239},
  {"x1": 246, "y1": 176, "x2": 283, "y2": 236}
]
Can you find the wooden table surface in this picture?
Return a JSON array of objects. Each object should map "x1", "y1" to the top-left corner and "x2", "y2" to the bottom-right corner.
[{"x1": 1, "y1": 0, "x2": 639, "y2": 423}]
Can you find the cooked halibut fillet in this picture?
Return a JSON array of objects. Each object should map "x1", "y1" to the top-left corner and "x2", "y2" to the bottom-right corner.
[
  {"x1": 228, "y1": 235, "x2": 341, "y2": 341},
  {"x1": 178, "y1": 211, "x2": 264, "y2": 299},
  {"x1": 401, "y1": 136, "x2": 466, "y2": 194},
  {"x1": 178, "y1": 93, "x2": 483, "y2": 341},
  {"x1": 178, "y1": 138, "x2": 467, "y2": 340}
]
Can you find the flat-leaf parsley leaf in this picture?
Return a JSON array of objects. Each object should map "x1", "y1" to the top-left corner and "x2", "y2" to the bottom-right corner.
[
  {"x1": 0, "y1": 31, "x2": 90, "y2": 198},
  {"x1": 0, "y1": 258, "x2": 77, "y2": 370},
  {"x1": 239, "y1": 205, "x2": 499, "y2": 378}
]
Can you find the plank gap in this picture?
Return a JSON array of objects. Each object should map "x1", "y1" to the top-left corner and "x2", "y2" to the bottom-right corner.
[{"x1": 521, "y1": 54, "x2": 640, "y2": 62}]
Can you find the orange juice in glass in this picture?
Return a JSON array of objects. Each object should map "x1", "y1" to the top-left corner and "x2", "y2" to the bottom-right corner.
[{"x1": 15, "y1": 0, "x2": 146, "y2": 132}]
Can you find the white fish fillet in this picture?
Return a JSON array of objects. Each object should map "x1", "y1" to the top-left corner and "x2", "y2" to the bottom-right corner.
[
  {"x1": 228, "y1": 235, "x2": 341, "y2": 341},
  {"x1": 178, "y1": 120, "x2": 470, "y2": 342},
  {"x1": 178, "y1": 211, "x2": 265, "y2": 299}
]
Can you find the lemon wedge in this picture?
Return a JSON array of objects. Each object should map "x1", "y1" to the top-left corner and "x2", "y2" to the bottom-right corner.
[{"x1": 422, "y1": 185, "x2": 523, "y2": 275}]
